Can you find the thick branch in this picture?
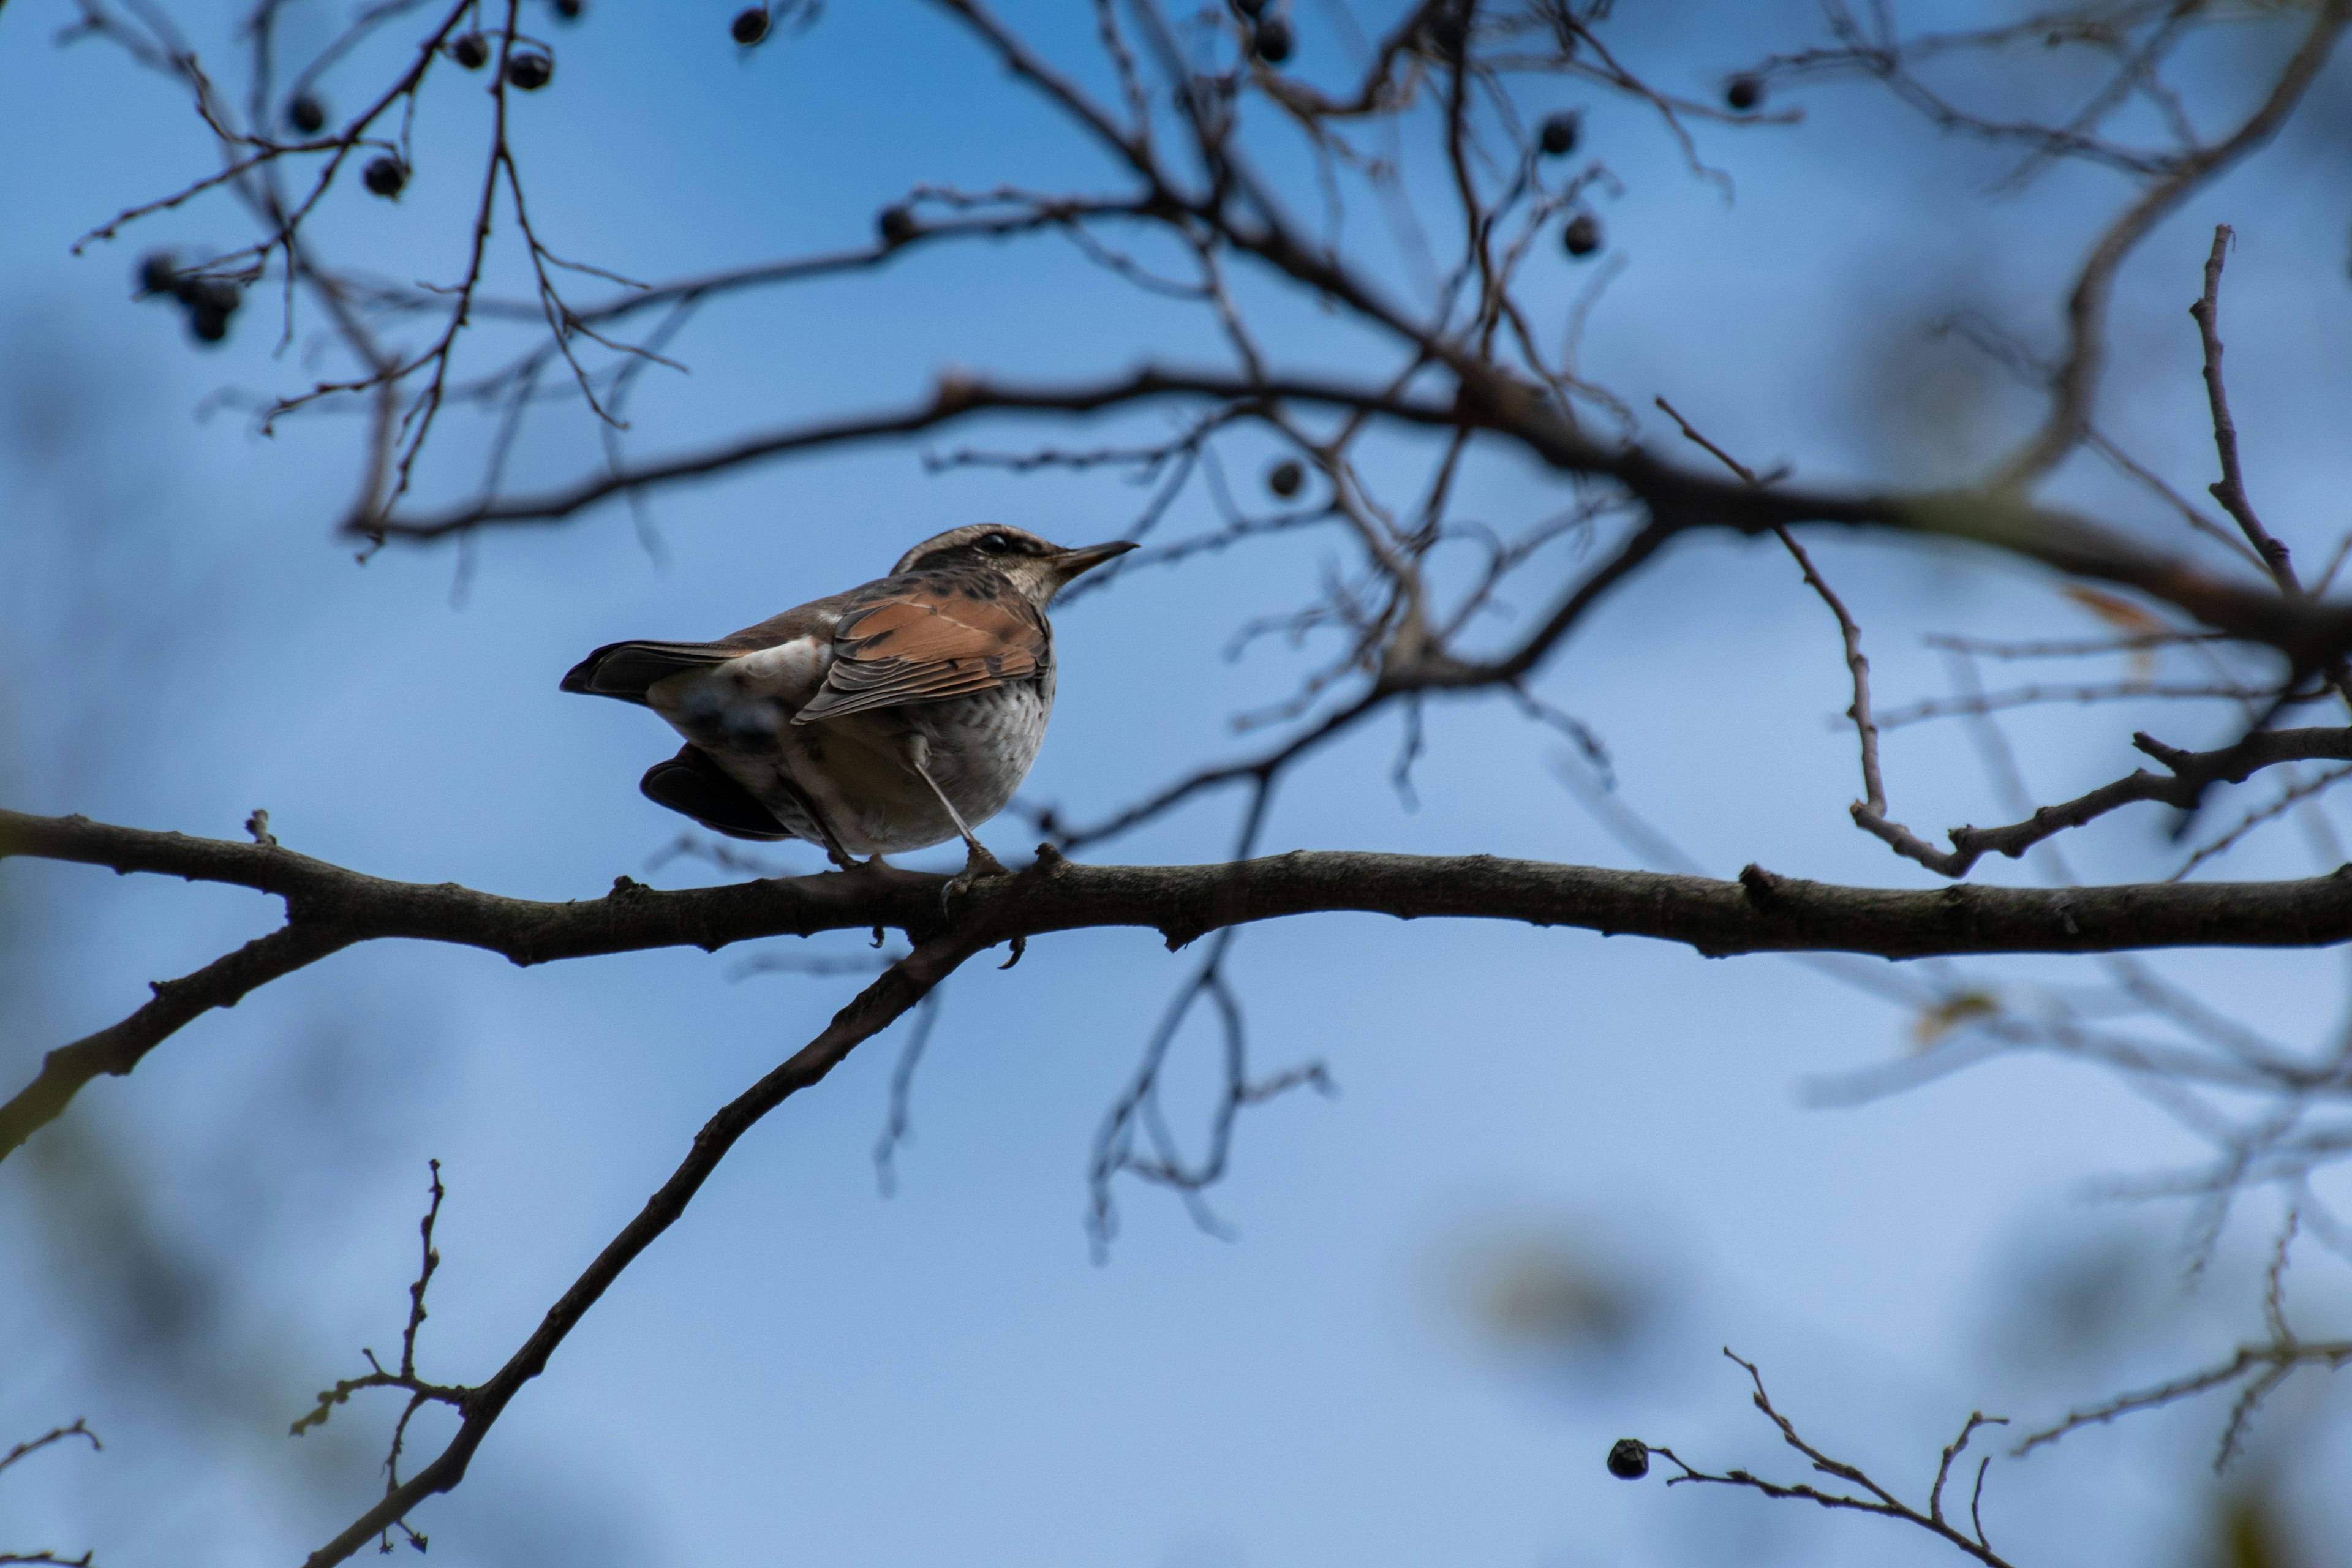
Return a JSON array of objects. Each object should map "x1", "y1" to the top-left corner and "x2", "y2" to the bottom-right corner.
[
  {"x1": 14, "y1": 808, "x2": 2352, "y2": 1158},
  {"x1": 360, "y1": 366, "x2": 2352, "y2": 671}
]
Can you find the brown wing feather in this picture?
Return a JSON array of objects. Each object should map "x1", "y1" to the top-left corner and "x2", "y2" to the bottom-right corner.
[
  {"x1": 564, "y1": 600, "x2": 844, "y2": 706},
  {"x1": 794, "y1": 578, "x2": 1046, "y2": 725},
  {"x1": 560, "y1": 639, "x2": 736, "y2": 704}
]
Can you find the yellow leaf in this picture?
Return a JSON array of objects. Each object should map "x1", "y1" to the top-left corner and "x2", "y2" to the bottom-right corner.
[
  {"x1": 1913, "y1": 990, "x2": 1999, "y2": 1047},
  {"x1": 2061, "y1": 584, "x2": 2170, "y2": 635}
]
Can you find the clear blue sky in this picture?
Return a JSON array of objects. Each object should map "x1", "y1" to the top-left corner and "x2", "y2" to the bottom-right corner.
[{"x1": 4, "y1": 3, "x2": 2350, "y2": 1564}]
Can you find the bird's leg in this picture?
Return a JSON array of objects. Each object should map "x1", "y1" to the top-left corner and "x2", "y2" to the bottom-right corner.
[
  {"x1": 812, "y1": 822, "x2": 860, "y2": 874},
  {"x1": 799, "y1": 801, "x2": 859, "y2": 874},
  {"x1": 768, "y1": 766, "x2": 858, "y2": 872},
  {"x1": 805, "y1": 824, "x2": 856, "y2": 873},
  {"x1": 904, "y1": 752, "x2": 1008, "y2": 901}
]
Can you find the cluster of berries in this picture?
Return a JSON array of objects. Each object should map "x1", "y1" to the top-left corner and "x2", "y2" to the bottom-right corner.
[
  {"x1": 137, "y1": 254, "x2": 241, "y2": 344},
  {"x1": 441, "y1": 29, "x2": 554, "y2": 88},
  {"x1": 1531, "y1": 111, "x2": 1604, "y2": 259},
  {"x1": 1525, "y1": 72, "x2": 1764, "y2": 262},
  {"x1": 283, "y1": 94, "x2": 413, "y2": 195}
]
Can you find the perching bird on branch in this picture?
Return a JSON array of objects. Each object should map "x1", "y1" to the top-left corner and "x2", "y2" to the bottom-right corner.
[{"x1": 560, "y1": 525, "x2": 1135, "y2": 879}]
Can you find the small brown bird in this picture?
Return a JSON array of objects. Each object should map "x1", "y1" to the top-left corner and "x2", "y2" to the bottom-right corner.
[{"x1": 562, "y1": 526, "x2": 1135, "y2": 877}]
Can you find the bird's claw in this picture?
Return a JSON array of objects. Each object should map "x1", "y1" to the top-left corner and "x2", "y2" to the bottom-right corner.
[{"x1": 938, "y1": 841, "x2": 1011, "y2": 918}]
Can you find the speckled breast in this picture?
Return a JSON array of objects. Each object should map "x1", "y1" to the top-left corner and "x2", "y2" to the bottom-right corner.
[{"x1": 905, "y1": 668, "x2": 1056, "y2": 829}]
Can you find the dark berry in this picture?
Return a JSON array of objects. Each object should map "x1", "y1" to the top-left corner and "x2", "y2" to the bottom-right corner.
[
  {"x1": 877, "y1": 205, "x2": 916, "y2": 246},
  {"x1": 363, "y1": 156, "x2": 408, "y2": 198},
  {"x1": 1538, "y1": 110, "x2": 1580, "y2": 157},
  {"x1": 137, "y1": 251, "x2": 178, "y2": 296},
  {"x1": 1607, "y1": 1439, "x2": 1649, "y2": 1480},
  {"x1": 1562, "y1": 212, "x2": 1602, "y2": 257},
  {"x1": 731, "y1": 7, "x2": 770, "y2": 43},
  {"x1": 183, "y1": 278, "x2": 240, "y2": 343},
  {"x1": 1425, "y1": 10, "x2": 1465, "y2": 59},
  {"x1": 1233, "y1": 0, "x2": 1265, "y2": 13},
  {"x1": 192, "y1": 278, "x2": 242, "y2": 314},
  {"x1": 1266, "y1": 458, "x2": 1304, "y2": 498},
  {"x1": 506, "y1": 49, "x2": 553, "y2": 89},
  {"x1": 1252, "y1": 15, "x2": 1292, "y2": 63},
  {"x1": 449, "y1": 32, "x2": 489, "y2": 69},
  {"x1": 1725, "y1": 74, "x2": 1764, "y2": 112},
  {"x1": 551, "y1": 0, "x2": 582, "y2": 18},
  {"x1": 286, "y1": 94, "x2": 326, "y2": 135}
]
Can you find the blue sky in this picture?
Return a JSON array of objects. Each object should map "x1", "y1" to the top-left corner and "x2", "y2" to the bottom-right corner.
[{"x1": 4, "y1": 2, "x2": 2351, "y2": 1565}]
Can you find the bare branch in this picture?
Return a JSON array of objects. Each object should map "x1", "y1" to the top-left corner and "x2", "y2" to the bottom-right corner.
[
  {"x1": 0, "y1": 1420, "x2": 101, "y2": 1568},
  {"x1": 1995, "y1": 2, "x2": 2350, "y2": 485},
  {"x1": 2017, "y1": 1338, "x2": 2352, "y2": 1466},
  {"x1": 302, "y1": 928, "x2": 985, "y2": 1566},
  {"x1": 1626, "y1": 1351, "x2": 2016, "y2": 1568},
  {"x1": 16, "y1": 810, "x2": 2352, "y2": 1162},
  {"x1": 2190, "y1": 224, "x2": 2297, "y2": 590}
]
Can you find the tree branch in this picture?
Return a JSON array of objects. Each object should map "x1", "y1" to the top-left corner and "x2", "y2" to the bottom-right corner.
[
  {"x1": 1630, "y1": 1351, "x2": 2016, "y2": 1568},
  {"x1": 355, "y1": 363, "x2": 2352, "y2": 672},
  {"x1": 0, "y1": 919, "x2": 350, "y2": 1161},
  {"x1": 2190, "y1": 224, "x2": 2294, "y2": 590},
  {"x1": 301, "y1": 926, "x2": 984, "y2": 1566},
  {"x1": 15, "y1": 808, "x2": 2352, "y2": 1160},
  {"x1": 1992, "y1": 0, "x2": 2350, "y2": 485},
  {"x1": 1868, "y1": 725, "x2": 2352, "y2": 878}
]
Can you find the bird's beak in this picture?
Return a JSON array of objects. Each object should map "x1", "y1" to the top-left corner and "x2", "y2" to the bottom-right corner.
[{"x1": 1049, "y1": 540, "x2": 1140, "y2": 581}]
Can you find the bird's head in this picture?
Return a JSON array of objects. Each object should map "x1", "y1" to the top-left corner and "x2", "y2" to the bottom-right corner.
[{"x1": 892, "y1": 525, "x2": 1137, "y2": 606}]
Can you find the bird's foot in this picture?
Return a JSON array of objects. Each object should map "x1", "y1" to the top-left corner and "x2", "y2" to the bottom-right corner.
[
  {"x1": 958, "y1": 839, "x2": 1010, "y2": 882},
  {"x1": 939, "y1": 839, "x2": 1011, "y2": 918}
]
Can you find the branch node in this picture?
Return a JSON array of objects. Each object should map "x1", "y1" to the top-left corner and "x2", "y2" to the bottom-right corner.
[{"x1": 1738, "y1": 863, "x2": 1784, "y2": 905}]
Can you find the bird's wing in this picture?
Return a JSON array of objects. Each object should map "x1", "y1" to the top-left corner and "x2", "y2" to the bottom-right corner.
[
  {"x1": 562, "y1": 601, "x2": 840, "y2": 707},
  {"x1": 794, "y1": 575, "x2": 1047, "y2": 725},
  {"x1": 560, "y1": 640, "x2": 739, "y2": 706}
]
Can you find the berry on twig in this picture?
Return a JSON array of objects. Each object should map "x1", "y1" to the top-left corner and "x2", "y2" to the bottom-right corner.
[
  {"x1": 182, "y1": 278, "x2": 241, "y2": 344},
  {"x1": 1726, "y1": 74, "x2": 1764, "y2": 111},
  {"x1": 1266, "y1": 458, "x2": 1305, "y2": 498},
  {"x1": 1252, "y1": 15, "x2": 1292, "y2": 64},
  {"x1": 1606, "y1": 1439, "x2": 1649, "y2": 1480},
  {"x1": 287, "y1": 94, "x2": 326, "y2": 135},
  {"x1": 732, "y1": 7, "x2": 771, "y2": 43},
  {"x1": 1562, "y1": 212, "x2": 1602, "y2": 257},
  {"x1": 507, "y1": 49, "x2": 554, "y2": 90},
  {"x1": 1538, "y1": 110, "x2": 1580, "y2": 157},
  {"x1": 449, "y1": 33, "x2": 489, "y2": 69},
  {"x1": 363, "y1": 157, "x2": 409, "y2": 198}
]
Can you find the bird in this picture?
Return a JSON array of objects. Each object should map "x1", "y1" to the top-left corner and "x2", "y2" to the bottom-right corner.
[{"x1": 560, "y1": 524, "x2": 1136, "y2": 880}]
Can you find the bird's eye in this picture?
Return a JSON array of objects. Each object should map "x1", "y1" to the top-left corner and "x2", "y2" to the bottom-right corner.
[{"x1": 978, "y1": 532, "x2": 1011, "y2": 554}]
